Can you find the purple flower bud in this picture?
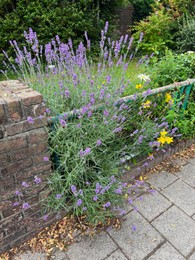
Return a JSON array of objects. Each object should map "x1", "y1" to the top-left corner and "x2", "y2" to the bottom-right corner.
[
  {"x1": 82, "y1": 207, "x2": 87, "y2": 211},
  {"x1": 13, "y1": 201, "x2": 19, "y2": 207},
  {"x1": 60, "y1": 119, "x2": 66, "y2": 127},
  {"x1": 76, "y1": 199, "x2": 83, "y2": 206},
  {"x1": 15, "y1": 190, "x2": 21, "y2": 196},
  {"x1": 43, "y1": 214, "x2": 48, "y2": 221},
  {"x1": 103, "y1": 110, "x2": 109, "y2": 117},
  {"x1": 55, "y1": 194, "x2": 62, "y2": 199},
  {"x1": 34, "y1": 176, "x2": 42, "y2": 184},
  {"x1": 27, "y1": 116, "x2": 34, "y2": 124},
  {"x1": 22, "y1": 182, "x2": 29, "y2": 188},
  {"x1": 43, "y1": 156, "x2": 49, "y2": 162},
  {"x1": 132, "y1": 225, "x2": 137, "y2": 231},
  {"x1": 104, "y1": 202, "x2": 111, "y2": 208},
  {"x1": 85, "y1": 147, "x2": 91, "y2": 155},
  {"x1": 22, "y1": 202, "x2": 30, "y2": 209},
  {"x1": 96, "y1": 139, "x2": 102, "y2": 146},
  {"x1": 114, "y1": 188, "x2": 122, "y2": 195},
  {"x1": 71, "y1": 185, "x2": 77, "y2": 194},
  {"x1": 93, "y1": 195, "x2": 98, "y2": 201}
]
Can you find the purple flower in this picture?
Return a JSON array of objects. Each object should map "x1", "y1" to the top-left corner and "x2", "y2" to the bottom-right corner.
[
  {"x1": 127, "y1": 198, "x2": 133, "y2": 204},
  {"x1": 79, "y1": 150, "x2": 85, "y2": 157},
  {"x1": 104, "y1": 202, "x2": 111, "y2": 208},
  {"x1": 114, "y1": 188, "x2": 122, "y2": 195},
  {"x1": 43, "y1": 214, "x2": 48, "y2": 221},
  {"x1": 76, "y1": 199, "x2": 83, "y2": 206},
  {"x1": 55, "y1": 194, "x2": 62, "y2": 199},
  {"x1": 60, "y1": 119, "x2": 66, "y2": 127},
  {"x1": 82, "y1": 207, "x2": 87, "y2": 211},
  {"x1": 113, "y1": 127, "x2": 122, "y2": 134},
  {"x1": 148, "y1": 189, "x2": 157, "y2": 195},
  {"x1": 45, "y1": 108, "x2": 50, "y2": 114},
  {"x1": 43, "y1": 156, "x2": 49, "y2": 162},
  {"x1": 27, "y1": 116, "x2": 34, "y2": 124},
  {"x1": 119, "y1": 210, "x2": 126, "y2": 216},
  {"x1": 22, "y1": 181, "x2": 29, "y2": 188},
  {"x1": 22, "y1": 202, "x2": 30, "y2": 209},
  {"x1": 71, "y1": 185, "x2": 77, "y2": 194},
  {"x1": 132, "y1": 225, "x2": 137, "y2": 232},
  {"x1": 85, "y1": 147, "x2": 91, "y2": 155},
  {"x1": 93, "y1": 195, "x2": 98, "y2": 201},
  {"x1": 15, "y1": 190, "x2": 22, "y2": 196},
  {"x1": 96, "y1": 139, "x2": 102, "y2": 146},
  {"x1": 13, "y1": 201, "x2": 19, "y2": 207},
  {"x1": 143, "y1": 162, "x2": 149, "y2": 167},
  {"x1": 142, "y1": 89, "x2": 152, "y2": 97},
  {"x1": 34, "y1": 176, "x2": 42, "y2": 184},
  {"x1": 103, "y1": 110, "x2": 109, "y2": 117}
]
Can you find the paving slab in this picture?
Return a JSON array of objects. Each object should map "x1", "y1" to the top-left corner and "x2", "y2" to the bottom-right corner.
[
  {"x1": 133, "y1": 192, "x2": 172, "y2": 222},
  {"x1": 161, "y1": 179, "x2": 195, "y2": 216},
  {"x1": 66, "y1": 232, "x2": 117, "y2": 260},
  {"x1": 14, "y1": 251, "x2": 47, "y2": 260},
  {"x1": 187, "y1": 157, "x2": 195, "y2": 166},
  {"x1": 147, "y1": 242, "x2": 185, "y2": 260},
  {"x1": 152, "y1": 206, "x2": 195, "y2": 257},
  {"x1": 189, "y1": 252, "x2": 195, "y2": 260},
  {"x1": 105, "y1": 249, "x2": 128, "y2": 260},
  {"x1": 50, "y1": 250, "x2": 69, "y2": 260},
  {"x1": 175, "y1": 163, "x2": 195, "y2": 188},
  {"x1": 147, "y1": 171, "x2": 178, "y2": 191},
  {"x1": 108, "y1": 210, "x2": 164, "y2": 260}
]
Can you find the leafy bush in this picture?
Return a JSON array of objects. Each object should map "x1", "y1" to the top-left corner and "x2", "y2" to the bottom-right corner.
[
  {"x1": 7, "y1": 25, "x2": 183, "y2": 224},
  {"x1": 176, "y1": 15, "x2": 195, "y2": 52},
  {"x1": 132, "y1": 9, "x2": 174, "y2": 55},
  {"x1": 129, "y1": 0, "x2": 155, "y2": 22},
  {"x1": 144, "y1": 51, "x2": 195, "y2": 88}
]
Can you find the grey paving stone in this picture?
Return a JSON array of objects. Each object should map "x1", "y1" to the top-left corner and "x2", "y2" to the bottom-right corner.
[
  {"x1": 108, "y1": 210, "x2": 164, "y2": 260},
  {"x1": 133, "y1": 191, "x2": 172, "y2": 222},
  {"x1": 171, "y1": 158, "x2": 188, "y2": 167},
  {"x1": 66, "y1": 232, "x2": 117, "y2": 260},
  {"x1": 147, "y1": 171, "x2": 178, "y2": 191},
  {"x1": 51, "y1": 250, "x2": 69, "y2": 259},
  {"x1": 189, "y1": 252, "x2": 195, "y2": 260},
  {"x1": 187, "y1": 157, "x2": 195, "y2": 166},
  {"x1": 147, "y1": 242, "x2": 185, "y2": 260},
  {"x1": 152, "y1": 206, "x2": 195, "y2": 257},
  {"x1": 161, "y1": 179, "x2": 195, "y2": 216},
  {"x1": 175, "y1": 163, "x2": 195, "y2": 188},
  {"x1": 14, "y1": 251, "x2": 47, "y2": 260},
  {"x1": 106, "y1": 249, "x2": 128, "y2": 260}
]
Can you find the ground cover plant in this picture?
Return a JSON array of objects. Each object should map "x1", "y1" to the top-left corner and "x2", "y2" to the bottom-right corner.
[{"x1": 2, "y1": 23, "x2": 194, "y2": 225}]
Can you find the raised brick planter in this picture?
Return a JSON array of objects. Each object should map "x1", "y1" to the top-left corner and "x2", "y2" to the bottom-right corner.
[{"x1": 0, "y1": 80, "x2": 52, "y2": 253}]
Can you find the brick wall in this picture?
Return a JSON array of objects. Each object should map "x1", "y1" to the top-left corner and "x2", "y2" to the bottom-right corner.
[{"x1": 0, "y1": 80, "x2": 53, "y2": 253}]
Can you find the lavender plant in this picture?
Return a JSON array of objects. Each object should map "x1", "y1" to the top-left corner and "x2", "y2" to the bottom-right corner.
[{"x1": 4, "y1": 23, "x2": 178, "y2": 224}]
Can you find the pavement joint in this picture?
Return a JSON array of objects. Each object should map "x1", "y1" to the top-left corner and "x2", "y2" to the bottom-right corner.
[
  {"x1": 142, "y1": 240, "x2": 167, "y2": 260},
  {"x1": 106, "y1": 231, "x2": 131, "y2": 260}
]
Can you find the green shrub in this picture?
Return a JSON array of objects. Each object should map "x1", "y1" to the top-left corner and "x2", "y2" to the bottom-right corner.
[
  {"x1": 132, "y1": 9, "x2": 174, "y2": 55},
  {"x1": 144, "y1": 51, "x2": 195, "y2": 88},
  {"x1": 176, "y1": 15, "x2": 195, "y2": 52},
  {"x1": 129, "y1": 0, "x2": 155, "y2": 22}
]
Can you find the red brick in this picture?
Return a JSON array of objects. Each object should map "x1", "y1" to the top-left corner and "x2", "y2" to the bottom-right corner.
[
  {"x1": 28, "y1": 128, "x2": 48, "y2": 144},
  {"x1": 0, "y1": 153, "x2": 10, "y2": 167},
  {"x1": 24, "y1": 103, "x2": 46, "y2": 117},
  {"x1": 5, "y1": 118, "x2": 47, "y2": 136},
  {"x1": 0, "y1": 102, "x2": 7, "y2": 124},
  {"x1": 6, "y1": 100, "x2": 23, "y2": 122},
  {"x1": 20, "y1": 92, "x2": 43, "y2": 106},
  {"x1": 0, "y1": 135, "x2": 27, "y2": 153},
  {"x1": 1, "y1": 159, "x2": 32, "y2": 176}
]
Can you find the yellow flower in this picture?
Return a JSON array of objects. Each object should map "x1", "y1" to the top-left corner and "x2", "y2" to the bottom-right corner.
[
  {"x1": 165, "y1": 93, "x2": 173, "y2": 103},
  {"x1": 165, "y1": 136, "x2": 173, "y2": 144},
  {"x1": 160, "y1": 130, "x2": 167, "y2": 137},
  {"x1": 136, "y1": 84, "x2": 143, "y2": 89},
  {"x1": 157, "y1": 136, "x2": 166, "y2": 145},
  {"x1": 102, "y1": 81, "x2": 106, "y2": 85},
  {"x1": 142, "y1": 100, "x2": 151, "y2": 108}
]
